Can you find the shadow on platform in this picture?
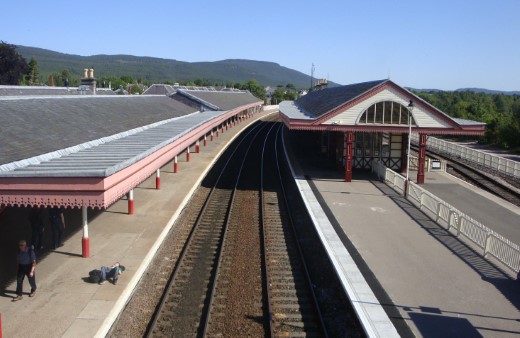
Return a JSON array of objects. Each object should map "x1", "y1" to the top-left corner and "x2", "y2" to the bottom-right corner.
[
  {"x1": 372, "y1": 180, "x2": 520, "y2": 313},
  {"x1": 0, "y1": 206, "x2": 103, "y2": 293}
]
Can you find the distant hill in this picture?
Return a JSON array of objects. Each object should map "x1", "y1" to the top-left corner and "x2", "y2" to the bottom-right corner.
[
  {"x1": 16, "y1": 45, "x2": 338, "y2": 89},
  {"x1": 455, "y1": 88, "x2": 520, "y2": 95},
  {"x1": 412, "y1": 87, "x2": 519, "y2": 96}
]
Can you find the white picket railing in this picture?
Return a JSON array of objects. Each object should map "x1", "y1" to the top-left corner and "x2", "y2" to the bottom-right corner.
[
  {"x1": 374, "y1": 161, "x2": 520, "y2": 274},
  {"x1": 411, "y1": 134, "x2": 520, "y2": 180}
]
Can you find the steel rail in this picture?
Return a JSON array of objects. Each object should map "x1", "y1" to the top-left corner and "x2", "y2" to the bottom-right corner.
[
  {"x1": 260, "y1": 123, "x2": 328, "y2": 337},
  {"x1": 259, "y1": 123, "x2": 279, "y2": 338},
  {"x1": 202, "y1": 121, "x2": 274, "y2": 336},
  {"x1": 274, "y1": 125, "x2": 329, "y2": 337},
  {"x1": 146, "y1": 121, "x2": 266, "y2": 337}
]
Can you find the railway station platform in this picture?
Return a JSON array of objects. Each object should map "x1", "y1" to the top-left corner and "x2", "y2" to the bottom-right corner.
[
  {"x1": 0, "y1": 110, "x2": 273, "y2": 338},
  {"x1": 288, "y1": 139, "x2": 520, "y2": 337},
  {"x1": 420, "y1": 171, "x2": 520, "y2": 244}
]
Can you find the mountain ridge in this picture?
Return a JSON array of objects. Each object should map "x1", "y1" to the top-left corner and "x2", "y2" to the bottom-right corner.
[{"x1": 15, "y1": 45, "x2": 335, "y2": 89}]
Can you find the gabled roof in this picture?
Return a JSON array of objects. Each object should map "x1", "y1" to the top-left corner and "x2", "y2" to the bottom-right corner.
[
  {"x1": 280, "y1": 79, "x2": 486, "y2": 136},
  {"x1": 295, "y1": 80, "x2": 387, "y2": 118}
]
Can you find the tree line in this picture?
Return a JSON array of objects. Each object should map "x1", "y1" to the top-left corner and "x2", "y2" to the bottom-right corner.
[
  {"x1": 413, "y1": 90, "x2": 520, "y2": 151},
  {"x1": 1, "y1": 41, "x2": 299, "y2": 103}
]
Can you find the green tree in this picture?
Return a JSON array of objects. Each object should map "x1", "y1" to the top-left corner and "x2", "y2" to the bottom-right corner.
[
  {"x1": 25, "y1": 57, "x2": 40, "y2": 85},
  {"x1": 416, "y1": 89, "x2": 520, "y2": 150},
  {"x1": 241, "y1": 79, "x2": 265, "y2": 100},
  {"x1": 271, "y1": 88, "x2": 286, "y2": 104},
  {"x1": 120, "y1": 75, "x2": 133, "y2": 84},
  {"x1": 0, "y1": 41, "x2": 28, "y2": 85},
  {"x1": 26, "y1": 57, "x2": 39, "y2": 85}
]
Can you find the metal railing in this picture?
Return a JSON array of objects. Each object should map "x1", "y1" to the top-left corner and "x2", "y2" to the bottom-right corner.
[
  {"x1": 374, "y1": 161, "x2": 520, "y2": 274},
  {"x1": 411, "y1": 134, "x2": 520, "y2": 180}
]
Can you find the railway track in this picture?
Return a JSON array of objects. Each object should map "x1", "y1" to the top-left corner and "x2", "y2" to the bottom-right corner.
[
  {"x1": 145, "y1": 117, "x2": 363, "y2": 337},
  {"x1": 262, "y1": 125, "x2": 327, "y2": 337},
  {"x1": 146, "y1": 120, "x2": 268, "y2": 337},
  {"x1": 411, "y1": 144, "x2": 520, "y2": 207}
]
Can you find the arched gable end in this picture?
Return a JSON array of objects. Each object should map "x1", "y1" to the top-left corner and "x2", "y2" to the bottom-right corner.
[
  {"x1": 319, "y1": 83, "x2": 455, "y2": 129},
  {"x1": 357, "y1": 100, "x2": 415, "y2": 126}
]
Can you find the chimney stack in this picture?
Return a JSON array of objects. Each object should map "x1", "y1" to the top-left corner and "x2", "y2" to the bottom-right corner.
[{"x1": 80, "y1": 67, "x2": 97, "y2": 94}]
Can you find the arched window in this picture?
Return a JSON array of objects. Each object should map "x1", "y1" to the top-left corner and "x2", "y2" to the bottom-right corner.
[{"x1": 358, "y1": 101, "x2": 415, "y2": 125}]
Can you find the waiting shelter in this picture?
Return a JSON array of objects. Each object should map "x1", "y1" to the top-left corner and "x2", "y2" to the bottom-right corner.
[{"x1": 279, "y1": 79, "x2": 486, "y2": 182}]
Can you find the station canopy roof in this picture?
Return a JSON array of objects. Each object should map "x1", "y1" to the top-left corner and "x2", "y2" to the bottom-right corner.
[
  {"x1": 0, "y1": 88, "x2": 262, "y2": 208},
  {"x1": 280, "y1": 79, "x2": 486, "y2": 136}
]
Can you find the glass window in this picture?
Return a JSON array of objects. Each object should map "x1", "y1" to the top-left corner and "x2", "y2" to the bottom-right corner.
[
  {"x1": 392, "y1": 104, "x2": 401, "y2": 124},
  {"x1": 366, "y1": 105, "x2": 375, "y2": 123},
  {"x1": 358, "y1": 101, "x2": 415, "y2": 125},
  {"x1": 374, "y1": 102, "x2": 383, "y2": 123},
  {"x1": 384, "y1": 102, "x2": 392, "y2": 124}
]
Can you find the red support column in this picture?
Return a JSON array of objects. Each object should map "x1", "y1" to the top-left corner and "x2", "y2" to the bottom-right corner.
[
  {"x1": 186, "y1": 147, "x2": 190, "y2": 162},
  {"x1": 336, "y1": 132, "x2": 343, "y2": 171},
  {"x1": 401, "y1": 133, "x2": 408, "y2": 174},
  {"x1": 345, "y1": 132, "x2": 354, "y2": 182},
  {"x1": 216, "y1": 128, "x2": 219, "y2": 137},
  {"x1": 417, "y1": 133, "x2": 427, "y2": 184},
  {"x1": 174, "y1": 155, "x2": 178, "y2": 173},
  {"x1": 128, "y1": 189, "x2": 134, "y2": 215},
  {"x1": 203, "y1": 134, "x2": 207, "y2": 147},
  {"x1": 211, "y1": 130, "x2": 214, "y2": 141},
  {"x1": 156, "y1": 169, "x2": 161, "y2": 189},
  {"x1": 81, "y1": 206, "x2": 89, "y2": 258}
]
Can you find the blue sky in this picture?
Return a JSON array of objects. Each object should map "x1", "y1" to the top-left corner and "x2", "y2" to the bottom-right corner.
[{"x1": 3, "y1": 0, "x2": 519, "y2": 91}]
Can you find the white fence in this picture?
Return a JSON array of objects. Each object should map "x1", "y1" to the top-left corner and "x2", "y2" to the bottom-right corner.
[
  {"x1": 411, "y1": 134, "x2": 520, "y2": 180},
  {"x1": 374, "y1": 161, "x2": 520, "y2": 274}
]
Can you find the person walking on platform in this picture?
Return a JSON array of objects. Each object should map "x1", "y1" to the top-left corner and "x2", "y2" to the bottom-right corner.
[
  {"x1": 99, "y1": 262, "x2": 125, "y2": 285},
  {"x1": 49, "y1": 206, "x2": 66, "y2": 249},
  {"x1": 30, "y1": 205, "x2": 46, "y2": 250},
  {"x1": 12, "y1": 240, "x2": 37, "y2": 301}
]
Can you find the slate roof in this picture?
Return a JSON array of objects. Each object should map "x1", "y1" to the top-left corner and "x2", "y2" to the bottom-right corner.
[
  {"x1": 0, "y1": 95, "x2": 197, "y2": 165},
  {"x1": 295, "y1": 80, "x2": 387, "y2": 118},
  {"x1": 0, "y1": 110, "x2": 228, "y2": 177},
  {"x1": 142, "y1": 84, "x2": 175, "y2": 95},
  {"x1": 452, "y1": 117, "x2": 486, "y2": 126},
  {"x1": 0, "y1": 85, "x2": 116, "y2": 96},
  {"x1": 176, "y1": 89, "x2": 262, "y2": 111},
  {"x1": 279, "y1": 101, "x2": 312, "y2": 120}
]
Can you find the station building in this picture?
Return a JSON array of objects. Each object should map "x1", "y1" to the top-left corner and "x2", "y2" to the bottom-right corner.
[{"x1": 279, "y1": 79, "x2": 486, "y2": 183}]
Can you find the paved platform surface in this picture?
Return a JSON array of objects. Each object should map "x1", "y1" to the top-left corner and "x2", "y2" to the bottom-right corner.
[
  {"x1": 297, "y1": 162, "x2": 520, "y2": 337},
  {"x1": 0, "y1": 111, "x2": 272, "y2": 338},
  {"x1": 421, "y1": 171, "x2": 520, "y2": 243}
]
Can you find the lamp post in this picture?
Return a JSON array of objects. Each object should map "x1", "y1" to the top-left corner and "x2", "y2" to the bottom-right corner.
[{"x1": 405, "y1": 100, "x2": 414, "y2": 196}]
